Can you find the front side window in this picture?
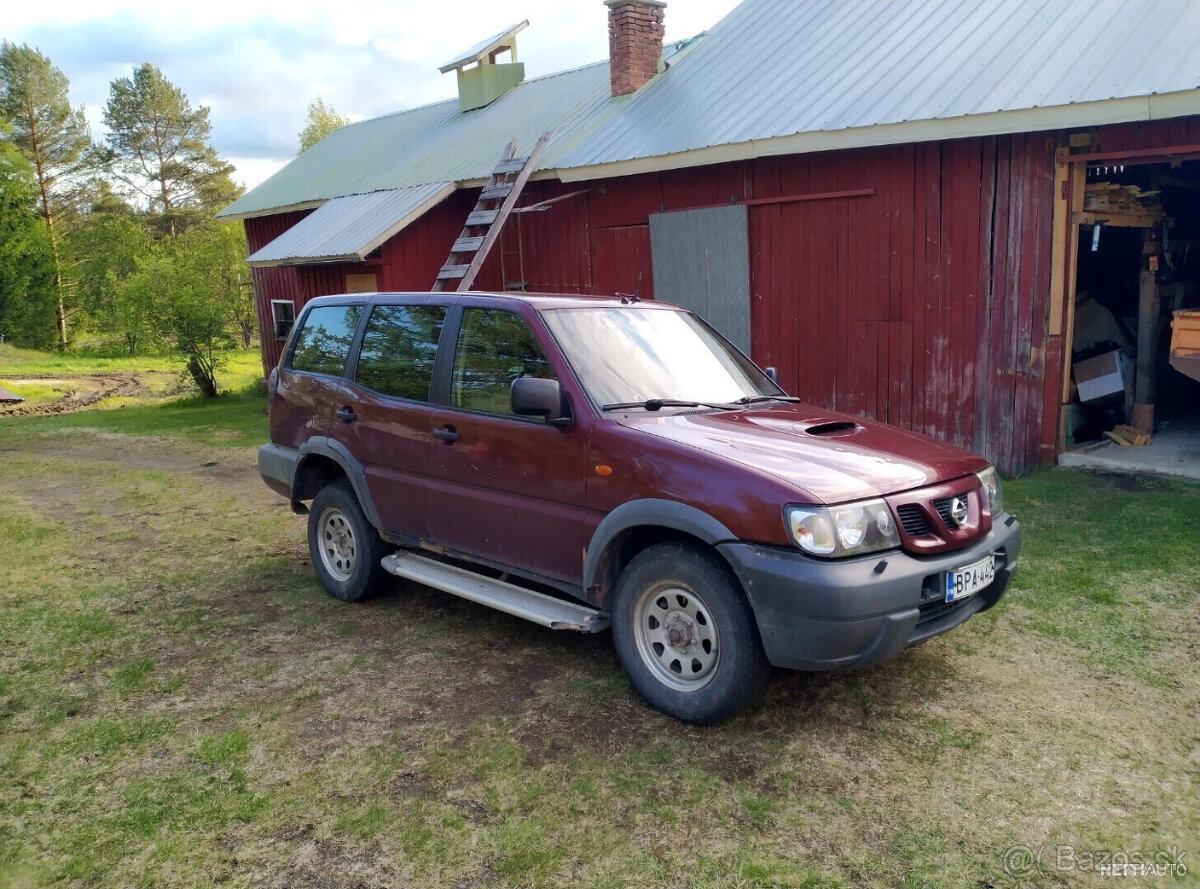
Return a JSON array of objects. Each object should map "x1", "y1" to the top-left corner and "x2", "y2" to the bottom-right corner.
[
  {"x1": 451, "y1": 309, "x2": 554, "y2": 415},
  {"x1": 289, "y1": 305, "x2": 362, "y2": 376},
  {"x1": 355, "y1": 304, "x2": 446, "y2": 401}
]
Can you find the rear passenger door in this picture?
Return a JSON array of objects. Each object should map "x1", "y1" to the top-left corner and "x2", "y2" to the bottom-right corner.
[
  {"x1": 272, "y1": 303, "x2": 363, "y2": 449},
  {"x1": 425, "y1": 305, "x2": 595, "y2": 587},
  {"x1": 332, "y1": 301, "x2": 447, "y2": 540}
]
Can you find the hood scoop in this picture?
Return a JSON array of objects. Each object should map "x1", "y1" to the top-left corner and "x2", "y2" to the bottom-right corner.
[{"x1": 801, "y1": 420, "x2": 861, "y2": 437}]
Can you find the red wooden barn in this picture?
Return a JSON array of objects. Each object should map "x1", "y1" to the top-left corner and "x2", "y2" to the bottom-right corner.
[{"x1": 219, "y1": 0, "x2": 1200, "y2": 475}]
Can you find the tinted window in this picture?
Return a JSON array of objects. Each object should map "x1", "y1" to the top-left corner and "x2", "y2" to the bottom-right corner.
[
  {"x1": 355, "y1": 304, "x2": 446, "y2": 401},
  {"x1": 290, "y1": 305, "x2": 362, "y2": 376},
  {"x1": 451, "y1": 309, "x2": 553, "y2": 415}
]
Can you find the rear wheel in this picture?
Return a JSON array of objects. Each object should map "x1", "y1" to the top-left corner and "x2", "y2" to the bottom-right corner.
[
  {"x1": 307, "y1": 481, "x2": 389, "y2": 602},
  {"x1": 612, "y1": 543, "x2": 769, "y2": 724}
]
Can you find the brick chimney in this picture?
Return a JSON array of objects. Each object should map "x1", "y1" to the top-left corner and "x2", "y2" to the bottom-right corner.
[{"x1": 605, "y1": 0, "x2": 666, "y2": 97}]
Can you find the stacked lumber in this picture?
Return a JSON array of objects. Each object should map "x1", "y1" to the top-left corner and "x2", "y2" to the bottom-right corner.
[
  {"x1": 1103, "y1": 424, "x2": 1151, "y2": 447},
  {"x1": 1084, "y1": 183, "x2": 1162, "y2": 216}
]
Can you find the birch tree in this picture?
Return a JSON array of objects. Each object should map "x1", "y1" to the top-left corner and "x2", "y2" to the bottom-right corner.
[
  {"x1": 298, "y1": 97, "x2": 348, "y2": 152},
  {"x1": 0, "y1": 42, "x2": 96, "y2": 347}
]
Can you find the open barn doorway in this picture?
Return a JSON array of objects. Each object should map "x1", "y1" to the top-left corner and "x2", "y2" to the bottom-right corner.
[{"x1": 1059, "y1": 154, "x2": 1200, "y2": 480}]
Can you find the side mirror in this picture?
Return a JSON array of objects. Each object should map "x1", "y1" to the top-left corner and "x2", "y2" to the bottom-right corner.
[
  {"x1": 764, "y1": 366, "x2": 780, "y2": 385},
  {"x1": 511, "y1": 377, "x2": 572, "y2": 427}
]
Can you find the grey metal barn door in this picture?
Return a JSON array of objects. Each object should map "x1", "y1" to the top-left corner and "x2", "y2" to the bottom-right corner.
[{"x1": 649, "y1": 205, "x2": 750, "y2": 353}]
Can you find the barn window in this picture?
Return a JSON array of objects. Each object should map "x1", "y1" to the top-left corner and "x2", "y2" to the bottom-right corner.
[{"x1": 271, "y1": 300, "x2": 296, "y2": 341}]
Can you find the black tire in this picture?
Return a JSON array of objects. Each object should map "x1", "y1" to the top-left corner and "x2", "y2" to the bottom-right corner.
[
  {"x1": 611, "y1": 542, "x2": 769, "y2": 724},
  {"x1": 307, "y1": 481, "x2": 389, "y2": 602}
]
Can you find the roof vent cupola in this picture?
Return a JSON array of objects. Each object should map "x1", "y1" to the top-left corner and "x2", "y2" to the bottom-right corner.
[
  {"x1": 605, "y1": 0, "x2": 666, "y2": 97},
  {"x1": 439, "y1": 21, "x2": 529, "y2": 112}
]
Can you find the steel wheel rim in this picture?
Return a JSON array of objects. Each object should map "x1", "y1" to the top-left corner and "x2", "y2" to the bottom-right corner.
[
  {"x1": 632, "y1": 581, "x2": 720, "y2": 692},
  {"x1": 317, "y1": 507, "x2": 357, "y2": 582}
]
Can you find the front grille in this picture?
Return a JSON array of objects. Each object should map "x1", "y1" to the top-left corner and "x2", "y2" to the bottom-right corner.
[
  {"x1": 934, "y1": 497, "x2": 954, "y2": 527},
  {"x1": 916, "y1": 596, "x2": 972, "y2": 629},
  {"x1": 897, "y1": 504, "x2": 931, "y2": 537}
]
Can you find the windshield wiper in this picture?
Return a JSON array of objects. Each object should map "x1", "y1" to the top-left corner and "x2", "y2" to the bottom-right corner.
[
  {"x1": 602, "y1": 398, "x2": 738, "y2": 412},
  {"x1": 734, "y1": 394, "x2": 802, "y2": 405}
]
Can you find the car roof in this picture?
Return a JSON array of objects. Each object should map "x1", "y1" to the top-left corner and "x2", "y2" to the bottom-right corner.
[{"x1": 301, "y1": 291, "x2": 683, "y2": 312}]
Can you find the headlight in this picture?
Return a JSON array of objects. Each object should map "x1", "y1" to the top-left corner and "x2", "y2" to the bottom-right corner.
[
  {"x1": 976, "y1": 466, "x2": 1004, "y2": 515},
  {"x1": 786, "y1": 499, "x2": 900, "y2": 558}
]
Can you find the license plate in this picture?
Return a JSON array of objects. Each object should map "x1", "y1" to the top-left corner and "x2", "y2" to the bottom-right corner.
[{"x1": 945, "y1": 554, "x2": 995, "y2": 602}]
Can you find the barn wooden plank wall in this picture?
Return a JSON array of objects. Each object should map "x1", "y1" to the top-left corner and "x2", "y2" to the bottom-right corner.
[
  {"x1": 745, "y1": 136, "x2": 1056, "y2": 474},
  {"x1": 243, "y1": 117, "x2": 1197, "y2": 475}
]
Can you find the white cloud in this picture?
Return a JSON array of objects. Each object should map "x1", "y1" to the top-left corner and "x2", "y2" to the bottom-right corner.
[{"x1": 7, "y1": 0, "x2": 741, "y2": 188}]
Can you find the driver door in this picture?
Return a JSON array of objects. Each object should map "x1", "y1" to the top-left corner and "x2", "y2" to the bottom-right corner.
[{"x1": 424, "y1": 306, "x2": 596, "y2": 586}]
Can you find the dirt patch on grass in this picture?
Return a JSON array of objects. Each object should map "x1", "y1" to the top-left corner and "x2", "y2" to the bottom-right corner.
[{"x1": 0, "y1": 372, "x2": 153, "y2": 416}]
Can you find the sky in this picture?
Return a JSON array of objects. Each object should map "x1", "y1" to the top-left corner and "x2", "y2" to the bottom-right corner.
[{"x1": 4, "y1": 0, "x2": 743, "y2": 192}]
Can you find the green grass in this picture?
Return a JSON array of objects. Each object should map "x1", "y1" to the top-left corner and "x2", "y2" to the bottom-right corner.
[
  {"x1": 8, "y1": 390, "x2": 270, "y2": 446},
  {"x1": 0, "y1": 342, "x2": 263, "y2": 381},
  {"x1": 0, "y1": 393, "x2": 1196, "y2": 888},
  {"x1": 0, "y1": 344, "x2": 269, "y2": 446},
  {"x1": 0, "y1": 344, "x2": 264, "y2": 409},
  {"x1": 1003, "y1": 472, "x2": 1200, "y2": 686}
]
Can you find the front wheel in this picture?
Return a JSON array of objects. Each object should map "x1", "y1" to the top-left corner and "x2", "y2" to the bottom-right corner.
[
  {"x1": 612, "y1": 543, "x2": 769, "y2": 724},
  {"x1": 307, "y1": 481, "x2": 389, "y2": 602}
]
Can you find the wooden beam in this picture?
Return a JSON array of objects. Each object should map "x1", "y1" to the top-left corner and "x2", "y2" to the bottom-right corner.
[
  {"x1": 1081, "y1": 144, "x2": 1200, "y2": 165},
  {"x1": 1134, "y1": 260, "x2": 1159, "y2": 405},
  {"x1": 1048, "y1": 148, "x2": 1070, "y2": 337},
  {"x1": 1072, "y1": 211, "x2": 1164, "y2": 228},
  {"x1": 1060, "y1": 163, "x2": 1086, "y2": 406},
  {"x1": 511, "y1": 188, "x2": 592, "y2": 214}
]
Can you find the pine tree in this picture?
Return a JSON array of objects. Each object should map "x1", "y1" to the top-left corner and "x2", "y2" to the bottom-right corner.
[{"x1": 103, "y1": 63, "x2": 238, "y2": 238}]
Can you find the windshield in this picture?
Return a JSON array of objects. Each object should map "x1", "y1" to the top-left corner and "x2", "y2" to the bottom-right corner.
[{"x1": 541, "y1": 306, "x2": 779, "y2": 408}]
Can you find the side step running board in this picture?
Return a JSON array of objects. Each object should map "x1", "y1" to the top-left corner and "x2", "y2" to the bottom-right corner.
[{"x1": 382, "y1": 552, "x2": 609, "y2": 633}]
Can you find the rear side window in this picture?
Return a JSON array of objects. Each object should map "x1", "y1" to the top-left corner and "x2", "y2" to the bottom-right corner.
[
  {"x1": 451, "y1": 308, "x2": 554, "y2": 415},
  {"x1": 355, "y1": 304, "x2": 446, "y2": 401},
  {"x1": 290, "y1": 305, "x2": 362, "y2": 376}
]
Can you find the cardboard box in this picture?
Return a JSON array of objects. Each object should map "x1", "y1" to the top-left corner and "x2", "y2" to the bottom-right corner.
[{"x1": 1073, "y1": 349, "x2": 1129, "y2": 404}]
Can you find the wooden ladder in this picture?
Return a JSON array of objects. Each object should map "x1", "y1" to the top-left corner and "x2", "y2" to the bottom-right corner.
[{"x1": 432, "y1": 132, "x2": 551, "y2": 292}]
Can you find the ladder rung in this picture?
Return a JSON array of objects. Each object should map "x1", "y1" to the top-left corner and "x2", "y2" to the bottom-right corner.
[
  {"x1": 494, "y1": 157, "x2": 527, "y2": 174},
  {"x1": 451, "y1": 236, "x2": 485, "y2": 253},
  {"x1": 465, "y1": 210, "x2": 499, "y2": 227},
  {"x1": 480, "y1": 183, "x2": 513, "y2": 200},
  {"x1": 437, "y1": 264, "x2": 469, "y2": 280}
]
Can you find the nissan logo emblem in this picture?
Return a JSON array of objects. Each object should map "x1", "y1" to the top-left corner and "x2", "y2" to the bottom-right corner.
[{"x1": 949, "y1": 496, "x2": 968, "y2": 527}]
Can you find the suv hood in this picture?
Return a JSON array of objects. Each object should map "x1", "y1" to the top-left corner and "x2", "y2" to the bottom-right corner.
[{"x1": 620, "y1": 405, "x2": 988, "y2": 504}]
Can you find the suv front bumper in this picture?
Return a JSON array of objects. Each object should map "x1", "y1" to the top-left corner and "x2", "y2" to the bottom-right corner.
[{"x1": 718, "y1": 514, "x2": 1020, "y2": 671}]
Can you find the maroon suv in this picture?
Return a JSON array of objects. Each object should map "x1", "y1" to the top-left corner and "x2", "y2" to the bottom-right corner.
[{"x1": 260, "y1": 291, "x2": 1020, "y2": 723}]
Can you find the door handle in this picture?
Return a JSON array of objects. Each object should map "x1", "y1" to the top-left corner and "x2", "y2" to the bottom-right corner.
[
  {"x1": 433, "y1": 425, "x2": 459, "y2": 443},
  {"x1": 335, "y1": 407, "x2": 356, "y2": 423}
]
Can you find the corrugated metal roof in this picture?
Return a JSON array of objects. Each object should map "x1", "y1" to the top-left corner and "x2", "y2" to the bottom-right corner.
[
  {"x1": 222, "y1": 0, "x2": 1200, "y2": 219},
  {"x1": 246, "y1": 182, "x2": 454, "y2": 267},
  {"x1": 220, "y1": 59, "x2": 617, "y2": 219},
  {"x1": 557, "y1": 0, "x2": 1200, "y2": 173}
]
